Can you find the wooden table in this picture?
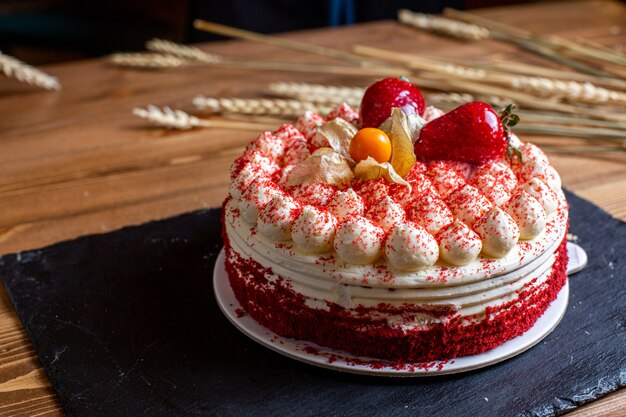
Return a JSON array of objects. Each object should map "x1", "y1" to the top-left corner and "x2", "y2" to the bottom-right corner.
[{"x1": 0, "y1": 1, "x2": 624, "y2": 415}]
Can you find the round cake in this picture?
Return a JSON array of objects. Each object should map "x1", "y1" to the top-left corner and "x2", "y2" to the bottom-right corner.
[{"x1": 222, "y1": 78, "x2": 568, "y2": 363}]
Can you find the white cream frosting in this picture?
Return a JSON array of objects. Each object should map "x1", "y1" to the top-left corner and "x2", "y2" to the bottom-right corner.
[
  {"x1": 447, "y1": 184, "x2": 493, "y2": 226},
  {"x1": 230, "y1": 150, "x2": 279, "y2": 180},
  {"x1": 327, "y1": 188, "x2": 365, "y2": 221},
  {"x1": 366, "y1": 196, "x2": 405, "y2": 232},
  {"x1": 427, "y1": 161, "x2": 467, "y2": 199},
  {"x1": 522, "y1": 178, "x2": 559, "y2": 215},
  {"x1": 239, "y1": 179, "x2": 281, "y2": 224},
  {"x1": 384, "y1": 222, "x2": 439, "y2": 271},
  {"x1": 230, "y1": 163, "x2": 262, "y2": 200},
  {"x1": 334, "y1": 216, "x2": 384, "y2": 265},
  {"x1": 292, "y1": 206, "x2": 338, "y2": 254},
  {"x1": 246, "y1": 131, "x2": 286, "y2": 161},
  {"x1": 407, "y1": 194, "x2": 454, "y2": 235},
  {"x1": 257, "y1": 194, "x2": 301, "y2": 241},
  {"x1": 283, "y1": 138, "x2": 310, "y2": 165},
  {"x1": 505, "y1": 190, "x2": 547, "y2": 240},
  {"x1": 226, "y1": 187, "x2": 567, "y2": 288},
  {"x1": 473, "y1": 206, "x2": 520, "y2": 258},
  {"x1": 438, "y1": 220, "x2": 483, "y2": 266}
]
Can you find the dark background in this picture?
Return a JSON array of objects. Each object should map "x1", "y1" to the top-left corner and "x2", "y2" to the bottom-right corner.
[{"x1": 0, "y1": 0, "x2": 542, "y2": 65}]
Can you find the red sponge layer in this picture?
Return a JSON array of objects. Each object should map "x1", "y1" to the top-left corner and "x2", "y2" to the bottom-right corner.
[{"x1": 224, "y1": 231, "x2": 568, "y2": 363}]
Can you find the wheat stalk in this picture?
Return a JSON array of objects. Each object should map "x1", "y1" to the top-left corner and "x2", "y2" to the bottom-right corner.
[
  {"x1": 145, "y1": 38, "x2": 222, "y2": 63},
  {"x1": 0, "y1": 51, "x2": 60, "y2": 90},
  {"x1": 134, "y1": 106, "x2": 208, "y2": 129},
  {"x1": 133, "y1": 105, "x2": 271, "y2": 130},
  {"x1": 193, "y1": 96, "x2": 333, "y2": 117},
  {"x1": 268, "y1": 82, "x2": 363, "y2": 106},
  {"x1": 510, "y1": 76, "x2": 626, "y2": 105},
  {"x1": 426, "y1": 92, "x2": 514, "y2": 108},
  {"x1": 110, "y1": 53, "x2": 188, "y2": 68},
  {"x1": 398, "y1": 9, "x2": 490, "y2": 40}
]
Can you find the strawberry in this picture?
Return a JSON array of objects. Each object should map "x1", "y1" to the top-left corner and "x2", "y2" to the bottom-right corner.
[
  {"x1": 414, "y1": 102, "x2": 507, "y2": 165},
  {"x1": 359, "y1": 77, "x2": 426, "y2": 128}
]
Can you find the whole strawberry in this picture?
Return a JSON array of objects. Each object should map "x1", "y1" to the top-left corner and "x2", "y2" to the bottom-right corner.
[
  {"x1": 414, "y1": 102, "x2": 507, "y2": 164},
  {"x1": 359, "y1": 77, "x2": 426, "y2": 128}
]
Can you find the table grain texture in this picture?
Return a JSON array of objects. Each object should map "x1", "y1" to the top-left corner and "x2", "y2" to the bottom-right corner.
[{"x1": 0, "y1": 1, "x2": 625, "y2": 415}]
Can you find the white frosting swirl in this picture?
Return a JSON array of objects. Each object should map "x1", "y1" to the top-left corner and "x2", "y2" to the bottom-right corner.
[
  {"x1": 230, "y1": 163, "x2": 262, "y2": 200},
  {"x1": 328, "y1": 188, "x2": 365, "y2": 221},
  {"x1": 366, "y1": 196, "x2": 405, "y2": 232},
  {"x1": 522, "y1": 178, "x2": 558, "y2": 215},
  {"x1": 246, "y1": 131, "x2": 286, "y2": 160},
  {"x1": 230, "y1": 150, "x2": 278, "y2": 180},
  {"x1": 334, "y1": 216, "x2": 384, "y2": 265},
  {"x1": 504, "y1": 190, "x2": 547, "y2": 240},
  {"x1": 239, "y1": 179, "x2": 281, "y2": 224},
  {"x1": 510, "y1": 143, "x2": 561, "y2": 191},
  {"x1": 292, "y1": 206, "x2": 338, "y2": 253},
  {"x1": 277, "y1": 165, "x2": 296, "y2": 188},
  {"x1": 296, "y1": 111, "x2": 325, "y2": 140},
  {"x1": 426, "y1": 161, "x2": 467, "y2": 199},
  {"x1": 283, "y1": 138, "x2": 310, "y2": 165},
  {"x1": 473, "y1": 206, "x2": 520, "y2": 258},
  {"x1": 447, "y1": 184, "x2": 493, "y2": 226},
  {"x1": 406, "y1": 194, "x2": 454, "y2": 235},
  {"x1": 438, "y1": 220, "x2": 482, "y2": 266},
  {"x1": 384, "y1": 222, "x2": 439, "y2": 271},
  {"x1": 257, "y1": 194, "x2": 301, "y2": 241}
]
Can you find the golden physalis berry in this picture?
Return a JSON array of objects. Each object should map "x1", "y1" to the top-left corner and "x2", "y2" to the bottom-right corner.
[{"x1": 349, "y1": 128, "x2": 392, "y2": 164}]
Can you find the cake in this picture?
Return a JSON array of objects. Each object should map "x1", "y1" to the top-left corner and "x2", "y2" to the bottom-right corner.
[{"x1": 222, "y1": 78, "x2": 568, "y2": 363}]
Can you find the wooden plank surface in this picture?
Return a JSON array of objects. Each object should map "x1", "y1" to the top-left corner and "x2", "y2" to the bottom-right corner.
[{"x1": 0, "y1": 1, "x2": 625, "y2": 415}]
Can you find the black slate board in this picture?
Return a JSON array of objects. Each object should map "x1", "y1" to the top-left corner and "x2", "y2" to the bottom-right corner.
[{"x1": 0, "y1": 190, "x2": 624, "y2": 417}]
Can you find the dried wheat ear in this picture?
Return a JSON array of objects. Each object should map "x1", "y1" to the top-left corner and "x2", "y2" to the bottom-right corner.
[{"x1": 0, "y1": 51, "x2": 60, "y2": 90}]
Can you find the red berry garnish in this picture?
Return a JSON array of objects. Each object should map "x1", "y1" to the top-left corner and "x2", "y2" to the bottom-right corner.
[
  {"x1": 359, "y1": 77, "x2": 426, "y2": 128},
  {"x1": 414, "y1": 102, "x2": 507, "y2": 165}
]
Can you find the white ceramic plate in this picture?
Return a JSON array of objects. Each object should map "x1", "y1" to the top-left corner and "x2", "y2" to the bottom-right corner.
[{"x1": 214, "y1": 243, "x2": 586, "y2": 376}]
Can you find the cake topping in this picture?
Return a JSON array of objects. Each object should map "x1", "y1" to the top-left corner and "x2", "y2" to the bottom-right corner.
[
  {"x1": 328, "y1": 188, "x2": 365, "y2": 221},
  {"x1": 437, "y1": 220, "x2": 482, "y2": 266},
  {"x1": 426, "y1": 161, "x2": 467, "y2": 199},
  {"x1": 414, "y1": 102, "x2": 507, "y2": 164},
  {"x1": 334, "y1": 216, "x2": 384, "y2": 265},
  {"x1": 366, "y1": 196, "x2": 405, "y2": 232},
  {"x1": 326, "y1": 102, "x2": 359, "y2": 125},
  {"x1": 349, "y1": 128, "x2": 392, "y2": 163},
  {"x1": 277, "y1": 164, "x2": 296, "y2": 188},
  {"x1": 422, "y1": 106, "x2": 445, "y2": 122},
  {"x1": 521, "y1": 178, "x2": 559, "y2": 215},
  {"x1": 257, "y1": 194, "x2": 301, "y2": 241},
  {"x1": 389, "y1": 173, "x2": 438, "y2": 207},
  {"x1": 246, "y1": 131, "x2": 286, "y2": 161},
  {"x1": 355, "y1": 178, "x2": 389, "y2": 202},
  {"x1": 230, "y1": 149, "x2": 279, "y2": 181},
  {"x1": 239, "y1": 178, "x2": 281, "y2": 224},
  {"x1": 287, "y1": 148, "x2": 354, "y2": 187},
  {"x1": 504, "y1": 190, "x2": 547, "y2": 240},
  {"x1": 473, "y1": 206, "x2": 520, "y2": 258},
  {"x1": 470, "y1": 161, "x2": 518, "y2": 206},
  {"x1": 290, "y1": 182, "x2": 337, "y2": 206},
  {"x1": 274, "y1": 123, "x2": 306, "y2": 145},
  {"x1": 384, "y1": 222, "x2": 439, "y2": 271},
  {"x1": 406, "y1": 193, "x2": 454, "y2": 235},
  {"x1": 447, "y1": 184, "x2": 493, "y2": 226},
  {"x1": 295, "y1": 111, "x2": 325, "y2": 140},
  {"x1": 283, "y1": 138, "x2": 311, "y2": 166},
  {"x1": 230, "y1": 163, "x2": 264, "y2": 200},
  {"x1": 292, "y1": 206, "x2": 338, "y2": 254},
  {"x1": 359, "y1": 77, "x2": 426, "y2": 128}
]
